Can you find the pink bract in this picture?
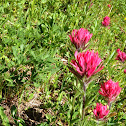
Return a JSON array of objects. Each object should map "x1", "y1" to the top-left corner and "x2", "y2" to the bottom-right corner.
[
  {"x1": 99, "y1": 79, "x2": 121, "y2": 104},
  {"x1": 108, "y1": 4, "x2": 111, "y2": 8},
  {"x1": 93, "y1": 103, "x2": 109, "y2": 120},
  {"x1": 115, "y1": 49, "x2": 126, "y2": 62},
  {"x1": 102, "y1": 16, "x2": 110, "y2": 27},
  {"x1": 70, "y1": 50, "x2": 104, "y2": 78},
  {"x1": 124, "y1": 69, "x2": 126, "y2": 74},
  {"x1": 69, "y1": 28, "x2": 92, "y2": 49}
]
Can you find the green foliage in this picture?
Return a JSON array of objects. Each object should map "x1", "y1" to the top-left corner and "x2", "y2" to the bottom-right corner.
[
  {"x1": 0, "y1": 106, "x2": 10, "y2": 126},
  {"x1": 0, "y1": 0, "x2": 126, "y2": 125},
  {"x1": 11, "y1": 105, "x2": 26, "y2": 126}
]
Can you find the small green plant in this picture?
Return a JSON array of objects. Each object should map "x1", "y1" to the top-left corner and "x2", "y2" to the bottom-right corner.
[{"x1": 0, "y1": 106, "x2": 10, "y2": 126}]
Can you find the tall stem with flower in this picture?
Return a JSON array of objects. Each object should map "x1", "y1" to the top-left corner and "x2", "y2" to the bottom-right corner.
[
  {"x1": 68, "y1": 24, "x2": 122, "y2": 123},
  {"x1": 68, "y1": 28, "x2": 104, "y2": 120}
]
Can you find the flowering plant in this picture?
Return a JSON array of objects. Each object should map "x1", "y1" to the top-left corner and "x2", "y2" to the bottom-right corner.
[
  {"x1": 99, "y1": 79, "x2": 121, "y2": 105},
  {"x1": 115, "y1": 48, "x2": 126, "y2": 62},
  {"x1": 102, "y1": 16, "x2": 110, "y2": 27},
  {"x1": 93, "y1": 103, "x2": 109, "y2": 120},
  {"x1": 68, "y1": 27, "x2": 122, "y2": 123},
  {"x1": 108, "y1": 4, "x2": 111, "y2": 8}
]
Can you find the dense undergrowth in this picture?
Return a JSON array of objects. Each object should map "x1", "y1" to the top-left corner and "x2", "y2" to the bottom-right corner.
[{"x1": 0, "y1": 0, "x2": 126, "y2": 125}]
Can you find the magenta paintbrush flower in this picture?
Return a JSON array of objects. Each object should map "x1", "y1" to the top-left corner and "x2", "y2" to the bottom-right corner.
[
  {"x1": 115, "y1": 49, "x2": 126, "y2": 62},
  {"x1": 93, "y1": 103, "x2": 109, "y2": 120},
  {"x1": 70, "y1": 50, "x2": 104, "y2": 78},
  {"x1": 108, "y1": 4, "x2": 111, "y2": 8},
  {"x1": 102, "y1": 16, "x2": 110, "y2": 27},
  {"x1": 69, "y1": 28, "x2": 92, "y2": 49},
  {"x1": 99, "y1": 79, "x2": 121, "y2": 104}
]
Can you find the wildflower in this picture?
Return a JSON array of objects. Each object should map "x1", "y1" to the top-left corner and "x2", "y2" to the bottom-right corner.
[
  {"x1": 102, "y1": 16, "x2": 110, "y2": 27},
  {"x1": 115, "y1": 49, "x2": 126, "y2": 62},
  {"x1": 69, "y1": 28, "x2": 92, "y2": 50},
  {"x1": 124, "y1": 69, "x2": 126, "y2": 74},
  {"x1": 99, "y1": 79, "x2": 121, "y2": 104},
  {"x1": 107, "y1": 4, "x2": 111, "y2": 8},
  {"x1": 70, "y1": 50, "x2": 104, "y2": 78},
  {"x1": 93, "y1": 103, "x2": 109, "y2": 120}
]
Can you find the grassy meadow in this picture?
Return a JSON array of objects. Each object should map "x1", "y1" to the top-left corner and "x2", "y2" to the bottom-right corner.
[{"x1": 0, "y1": 0, "x2": 126, "y2": 125}]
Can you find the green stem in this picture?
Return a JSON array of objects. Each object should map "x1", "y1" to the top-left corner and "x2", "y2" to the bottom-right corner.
[
  {"x1": 70, "y1": 95, "x2": 76, "y2": 125},
  {"x1": 97, "y1": 120, "x2": 99, "y2": 126},
  {"x1": 0, "y1": 89, "x2": 2, "y2": 99},
  {"x1": 82, "y1": 82, "x2": 86, "y2": 120},
  {"x1": 76, "y1": 78, "x2": 78, "y2": 86},
  {"x1": 0, "y1": 86, "x2": 2, "y2": 99},
  {"x1": 108, "y1": 102, "x2": 112, "y2": 110}
]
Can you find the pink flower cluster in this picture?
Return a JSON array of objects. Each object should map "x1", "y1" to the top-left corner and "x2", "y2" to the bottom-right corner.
[
  {"x1": 116, "y1": 49, "x2": 126, "y2": 74},
  {"x1": 93, "y1": 103, "x2": 109, "y2": 120},
  {"x1": 93, "y1": 79, "x2": 121, "y2": 120},
  {"x1": 115, "y1": 49, "x2": 126, "y2": 62},
  {"x1": 69, "y1": 28, "x2": 92, "y2": 49},
  {"x1": 102, "y1": 16, "x2": 110, "y2": 27},
  {"x1": 99, "y1": 79, "x2": 121, "y2": 104},
  {"x1": 68, "y1": 26, "x2": 122, "y2": 121},
  {"x1": 70, "y1": 50, "x2": 104, "y2": 78},
  {"x1": 108, "y1": 4, "x2": 111, "y2": 8}
]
